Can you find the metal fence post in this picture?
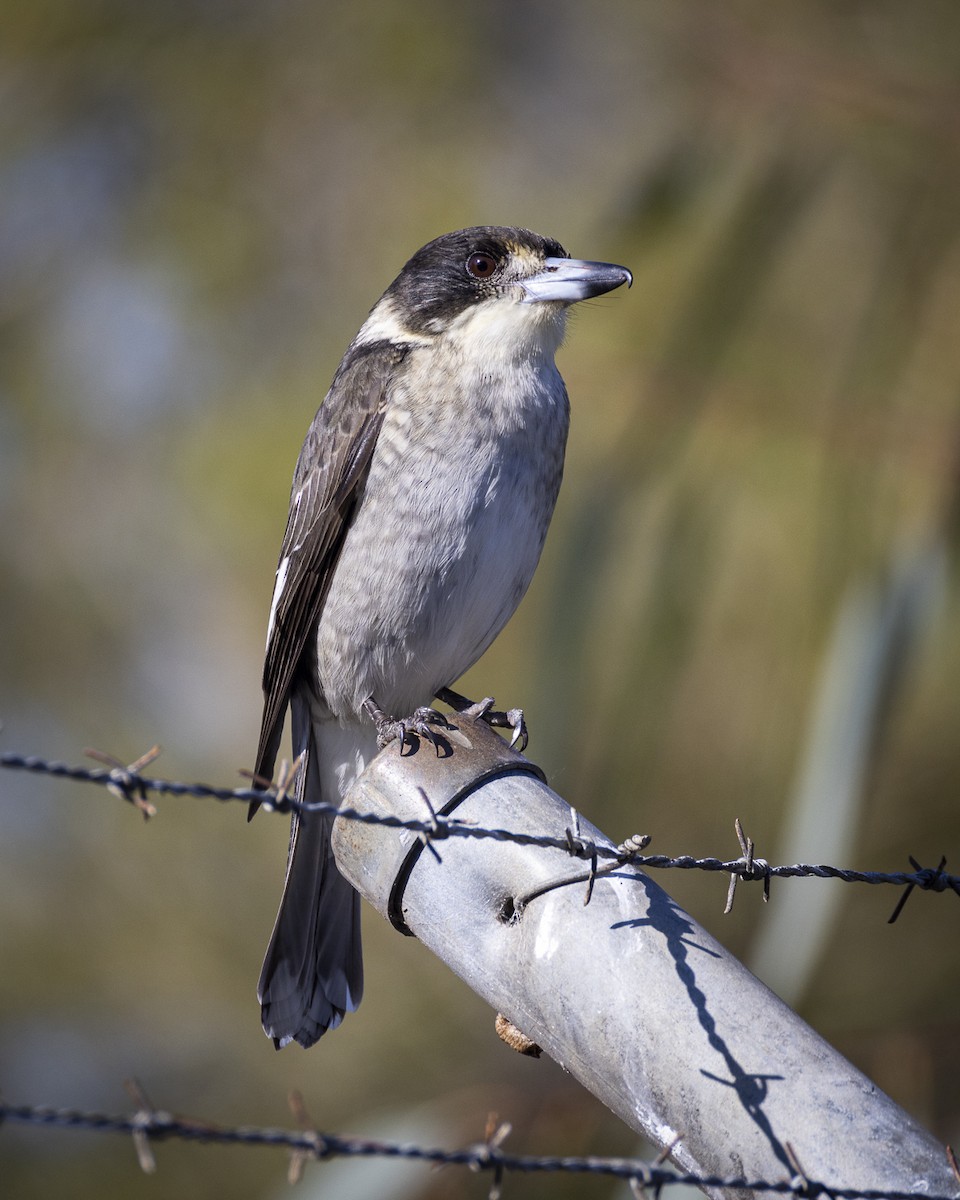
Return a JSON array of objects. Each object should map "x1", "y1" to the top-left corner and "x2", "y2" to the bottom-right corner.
[{"x1": 331, "y1": 715, "x2": 957, "y2": 1199}]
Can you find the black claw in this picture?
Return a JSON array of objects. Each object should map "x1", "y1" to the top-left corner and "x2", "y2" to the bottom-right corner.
[
  {"x1": 409, "y1": 706, "x2": 453, "y2": 755},
  {"x1": 434, "y1": 687, "x2": 529, "y2": 753},
  {"x1": 505, "y1": 708, "x2": 529, "y2": 752},
  {"x1": 364, "y1": 698, "x2": 453, "y2": 755}
]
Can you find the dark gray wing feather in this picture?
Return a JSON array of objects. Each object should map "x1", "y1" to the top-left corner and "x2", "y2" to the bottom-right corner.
[
  {"x1": 253, "y1": 340, "x2": 409, "y2": 1046},
  {"x1": 253, "y1": 342, "x2": 406, "y2": 788}
]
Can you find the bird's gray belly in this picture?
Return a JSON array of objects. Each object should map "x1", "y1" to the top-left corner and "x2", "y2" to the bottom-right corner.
[{"x1": 314, "y1": 426, "x2": 562, "y2": 721}]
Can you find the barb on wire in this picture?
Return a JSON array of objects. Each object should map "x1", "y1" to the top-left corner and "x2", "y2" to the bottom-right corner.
[
  {"x1": 630, "y1": 1133, "x2": 688, "y2": 1200},
  {"x1": 286, "y1": 1090, "x2": 331, "y2": 1185},
  {"x1": 123, "y1": 1078, "x2": 159, "y2": 1174},
  {"x1": 1, "y1": 747, "x2": 959, "y2": 913},
  {"x1": 1, "y1": 1096, "x2": 957, "y2": 1199},
  {"x1": 725, "y1": 818, "x2": 772, "y2": 914},
  {"x1": 472, "y1": 1114, "x2": 512, "y2": 1200},
  {"x1": 239, "y1": 752, "x2": 306, "y2": 812},
  {"x1": 785, "y1": 1141, "x2": 821, "y2": 1198},
  {"x1": 564, "y1": 807, "x2": 600, "y2": 905},
  {"x1": 510, "y1": 825, "x2": 653, "y2": 915},
  {"x1": 415, "y1": 787, "x2": 446, "y2": 863},
  {"x1": 84, "y1": 745, "x2": 161, "y2": 819},
  {"x1": 887, "y1": 855, "x2": 948, "y2": 925}
]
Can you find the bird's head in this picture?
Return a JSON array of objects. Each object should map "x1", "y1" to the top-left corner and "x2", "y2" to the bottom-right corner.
[{"x1": 356, "y1": 226, "x2": 632, "y2": 357}]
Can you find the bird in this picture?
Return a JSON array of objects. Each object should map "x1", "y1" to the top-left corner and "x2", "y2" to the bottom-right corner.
[{"x1": 252, "y1": 225, "x2": 632, "y2": 1048}]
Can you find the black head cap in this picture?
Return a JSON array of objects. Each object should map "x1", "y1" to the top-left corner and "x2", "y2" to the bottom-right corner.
[{"x1": 383, "y1": 226, "x2": 569, "y2": 334}]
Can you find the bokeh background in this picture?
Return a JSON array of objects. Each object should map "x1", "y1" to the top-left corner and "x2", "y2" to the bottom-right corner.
[{"x1": 2, "y1": 2, "x2": 960, "y2": 1197}]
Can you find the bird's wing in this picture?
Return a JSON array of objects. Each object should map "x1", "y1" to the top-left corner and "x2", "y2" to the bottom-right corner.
[{"x1": 253, "y1": 341, "x2": 407, "y2": 786}]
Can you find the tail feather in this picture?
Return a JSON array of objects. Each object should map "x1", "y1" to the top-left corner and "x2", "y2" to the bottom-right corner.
[{"x1": 257, "y1": 695, "x2": 363, "y2": 1048}]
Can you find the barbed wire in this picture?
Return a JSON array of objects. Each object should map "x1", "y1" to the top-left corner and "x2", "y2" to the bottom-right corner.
[
  {"x1": 1, "y1": 746, "x2": 958, "y2": 922},
  {"x1": 2, "y1": 748, "x2": 958, "y2": 1195},
  {"x1": 1, "y1": 1093, "x2": 957, "y2": 1199}
]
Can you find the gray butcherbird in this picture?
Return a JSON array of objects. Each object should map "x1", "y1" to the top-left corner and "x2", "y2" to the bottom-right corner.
[{"x1": 253, "y1": 226, "x2": 631, "y2": 1048}]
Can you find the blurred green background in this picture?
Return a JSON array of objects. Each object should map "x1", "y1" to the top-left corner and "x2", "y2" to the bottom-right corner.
[{"x1": 2, "y1": 2, "x2": 959, "y2": 1197}]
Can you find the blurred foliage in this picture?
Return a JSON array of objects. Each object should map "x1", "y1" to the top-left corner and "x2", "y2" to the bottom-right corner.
[{"x1": 2, "y1": 1, "x2": 960, "y2": 1197}]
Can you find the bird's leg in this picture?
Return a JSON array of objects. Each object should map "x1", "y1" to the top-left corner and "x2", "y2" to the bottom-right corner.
[
  {"x1": 363, "y1": 697, "x2": 453, "y2": 753},
  {"x1": 435, "y1": 686, "x2": 529, "y2": 752}
]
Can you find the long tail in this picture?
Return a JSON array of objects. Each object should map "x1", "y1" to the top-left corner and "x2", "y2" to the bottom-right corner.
[{"x1": 257, "y1": 693, "x2": 363, "y2": 1048}]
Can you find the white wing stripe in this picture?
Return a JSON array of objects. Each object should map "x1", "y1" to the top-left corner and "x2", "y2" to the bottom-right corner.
[{"x1": 266, "y1": 555, "x2": 291, "y2": 646}]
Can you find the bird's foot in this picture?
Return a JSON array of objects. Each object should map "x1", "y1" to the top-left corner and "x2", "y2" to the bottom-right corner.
[
  {"x1": 435, "y1": 687, "x2": 529, "y2": 752},
  {"x1": 363, "y1": 697, "x2": 453, "y2": 753}
]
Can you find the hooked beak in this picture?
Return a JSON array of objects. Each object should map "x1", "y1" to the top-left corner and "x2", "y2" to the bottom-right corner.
[{"x1": 521, "y1": 256, "x2": 633, "y2": 304}]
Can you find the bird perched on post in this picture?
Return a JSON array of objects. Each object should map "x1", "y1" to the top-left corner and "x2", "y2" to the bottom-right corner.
[{"x1": 253, "y1": 226, "x2": 631, "y2": 1048}]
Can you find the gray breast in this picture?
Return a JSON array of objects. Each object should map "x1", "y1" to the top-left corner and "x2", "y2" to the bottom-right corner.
[{"x1": 314, "y1": 342, "x2": 570, "y2": 720}]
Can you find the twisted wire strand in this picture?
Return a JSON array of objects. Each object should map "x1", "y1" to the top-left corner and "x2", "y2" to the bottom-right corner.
[
  {"x1": 1, "y1": 750, "x2": 957, "y2": 895},
  {"x1": 0, "y1": 1100, "x2": 954, "y2": 1198}
]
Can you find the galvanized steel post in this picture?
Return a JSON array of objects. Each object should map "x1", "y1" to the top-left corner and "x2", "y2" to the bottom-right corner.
[{"x1": 331, "y1": 715, "x2": 957, "y2": 1199}]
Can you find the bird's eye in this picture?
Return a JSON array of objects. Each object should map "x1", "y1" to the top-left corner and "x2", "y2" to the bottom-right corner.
[{"x1": 466, "y1": 252, "x2": 498, "y2": 279}]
